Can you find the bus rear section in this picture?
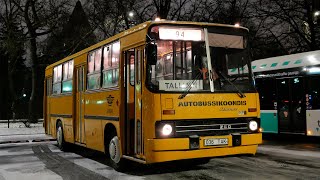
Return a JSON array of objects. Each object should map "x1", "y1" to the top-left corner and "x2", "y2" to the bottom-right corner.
[{"x1": 143, "y1": 23, "x2": 262, "y2": 163}]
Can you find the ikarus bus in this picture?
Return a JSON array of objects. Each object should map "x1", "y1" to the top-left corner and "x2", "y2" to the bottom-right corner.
[{"x1": 44, "y1": 20, "x2": 262, "y2": 171}]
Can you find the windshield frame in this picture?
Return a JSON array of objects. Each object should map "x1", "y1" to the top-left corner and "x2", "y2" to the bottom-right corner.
[{"x1": 146, "y1": 24, "x2": 256, "y2": 94}]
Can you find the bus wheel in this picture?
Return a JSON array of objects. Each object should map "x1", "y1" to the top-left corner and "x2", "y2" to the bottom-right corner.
[
  {"x1": 108, "y1": 136, "x2": 125, "y2": 171},
  {"x1": 56, "y1": 121, "x2": 67, "y2": 151}
]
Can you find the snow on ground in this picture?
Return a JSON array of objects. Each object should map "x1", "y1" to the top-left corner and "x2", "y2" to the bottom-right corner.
[
  {"x1": 258, "y1": 145, "x2": 320, "y2": 159},
  {"x1": 0, "y1": 121, "x2": 44, "y2": 136},
  {"x1": 0, "y1": 143, "x2": 62, "y2": 180}
]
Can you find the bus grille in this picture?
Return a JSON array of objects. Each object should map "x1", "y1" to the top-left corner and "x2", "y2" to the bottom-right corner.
[{"x1": 174, "y1": 118, "x2": 249, "y2": 137}]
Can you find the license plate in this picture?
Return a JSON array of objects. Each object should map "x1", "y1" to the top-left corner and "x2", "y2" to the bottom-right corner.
[{"x1": 204, "y1": 138, "x2": 228, "y2": 146}]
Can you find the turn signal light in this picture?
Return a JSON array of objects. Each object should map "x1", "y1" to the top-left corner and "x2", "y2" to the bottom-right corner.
[
  {"x1": 163, "y1": 110, "x2": 175, "y2": 115},
  {"x1": 248, "y1": 108, "x2": 257, "y2": 112}
]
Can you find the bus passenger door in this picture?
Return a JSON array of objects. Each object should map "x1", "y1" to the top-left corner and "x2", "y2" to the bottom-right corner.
[
  {"x1": 125, "y1": 49, "x2": 135, "y2": 155},
  {"x1": 135, "y1": 47, "x2": 143, "y2": 156},
  {"x1": 75, "y1": 65, "x2": 86, "y2": 144},
  {"x1": 125, "y1": 47, "x2": 144, "y2": 157},
  {"x1": 276, "y1": 77, "x2": 305, "y2": 134}
]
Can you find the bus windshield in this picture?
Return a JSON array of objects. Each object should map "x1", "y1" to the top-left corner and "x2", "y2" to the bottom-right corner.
[
  {"x1": 147, "y1": 26, "x2": 255, "y2": 92},
  {"x1": 210, "y1": 47, "x2": 255, "y2": 92}
]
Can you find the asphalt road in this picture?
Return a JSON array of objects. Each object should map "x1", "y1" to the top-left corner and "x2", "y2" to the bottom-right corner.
[{"x1": 0, "y1": 141, "x2": 319, "y2": 180}]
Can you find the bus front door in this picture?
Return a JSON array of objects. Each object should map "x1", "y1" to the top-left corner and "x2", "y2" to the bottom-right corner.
[
  {"x1": 276, "y1": 77, "x2": 306, "y2": 134},
  {"x1": 125, "y1": 47, "x2": 143, "y2": 157}
]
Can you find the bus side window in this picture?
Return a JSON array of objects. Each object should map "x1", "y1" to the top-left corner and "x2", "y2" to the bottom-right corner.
[
  {"x1": 256, "y1": 78, "x2": 276, "y2": 110},
  {"x1": 102, "y1": 41, "x2": 120, "y2": 88},
  {"x1": 130, "y1": 51, "x2": 135, "y2": 85},
  {"x1": 53, "y1": 64, "x2": 62, "y2": 94},
  {"x1": 87, "y1": 48, "x2": 102, "y2": 90},
  {"x1": 62, "y1": 60, "x2": 74, "y2": 93},
  {"x1": 307, "y1": 76, "x2": 320, "y2": 109}
]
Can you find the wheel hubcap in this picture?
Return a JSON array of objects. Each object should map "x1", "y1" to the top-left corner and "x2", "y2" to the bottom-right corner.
[
  {"x1": 109, "y1": 136, "x2": 120, "y2": 163},
  {"x1": 109, "y1": 141, "x2": 116, "y2": 159}
]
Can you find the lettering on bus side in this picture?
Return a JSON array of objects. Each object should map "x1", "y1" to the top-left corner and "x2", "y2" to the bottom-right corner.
[{"x1": 177, "y1": 101, "x2": 247, "y2": 107}]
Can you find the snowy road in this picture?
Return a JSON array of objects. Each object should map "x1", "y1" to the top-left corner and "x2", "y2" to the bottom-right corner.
[
  {"x1": 0, "y1": 141, "x2": 320, "y2": 180},
  {"x1": 0, "y1": 142, "x2": 143, "y2": 180}
]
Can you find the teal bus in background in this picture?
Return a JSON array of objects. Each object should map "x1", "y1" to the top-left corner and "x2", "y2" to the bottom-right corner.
[{"x1": 252, "y1": 50, "x2": 320, "y2": 136}]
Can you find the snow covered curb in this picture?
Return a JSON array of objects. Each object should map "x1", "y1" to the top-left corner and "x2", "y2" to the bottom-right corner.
[
  {"x1": 0, "y1": 134, "x2": 55, "y2": 144},
  {"x1": 258, "y1": 145, "x2": 320, "y2": 159},
  {"x1": 0, "y1": 121, "x2": 52, "y2": 144},
  {"x1": 0, "y1": 122, "x2": 44, "y2": 136}
]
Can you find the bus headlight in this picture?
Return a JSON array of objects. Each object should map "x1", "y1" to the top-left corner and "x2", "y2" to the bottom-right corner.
[
  {"x1": 249, "y1": 120, "x2": 258, "y2": 131},
  {"x1": 162, "y1": 124, "x2": 173, "y2": 136},
  {"x1": 156, "y1": 121, "x2": 175, "y2": 138}
]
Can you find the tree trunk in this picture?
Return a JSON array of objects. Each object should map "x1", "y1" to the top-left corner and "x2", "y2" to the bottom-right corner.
[
  {"x1": 0, "y1": 51, "x2": 9, "y2": 121},
  {"x1": 28, "y1": 37, "x2": 39, "y2": 123},
  {"x1": 24, "y1": 0, "x2": 39, "y2": 123}
]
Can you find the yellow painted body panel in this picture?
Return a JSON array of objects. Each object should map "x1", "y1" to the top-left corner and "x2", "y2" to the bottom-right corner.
[
  {"x1": 149, "y1": 145, "x2": 258, "y2": 163},
  {"x1": 48, "y1": 95, "x2": 73, "y2": 141},
  {"x1": 84, "y1": 119, "x2": 103, "y2": 151},
  {"x1": 83, "y1": 90, "x2": 121, "y2": 151},
  {"x1": 146, "y1": 133, "x2": 261, "y2": 163}
]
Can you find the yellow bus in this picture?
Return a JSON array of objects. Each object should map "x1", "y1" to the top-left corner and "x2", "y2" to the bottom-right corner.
[{"x1": 44, "y1": 20, "x2": 262, "y2": 170}]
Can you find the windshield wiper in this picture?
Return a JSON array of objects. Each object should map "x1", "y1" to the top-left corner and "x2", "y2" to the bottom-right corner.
[
  {"x1": 178, "y1": 72, "x2": 202, "y2": 99},
  {"x1": 218, "y1": 71, "x2": 246, "y2": 98}
]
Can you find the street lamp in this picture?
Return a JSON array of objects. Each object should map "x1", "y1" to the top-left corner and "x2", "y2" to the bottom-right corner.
[
  {"x1": 129, "y1": 11, "x2": 134, "y2": 18},
  {"x1": 314, "y1": 11, "x2": 320, "y2": 24}
]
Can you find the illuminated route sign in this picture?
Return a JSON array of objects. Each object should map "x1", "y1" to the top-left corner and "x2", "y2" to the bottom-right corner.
[{"x1": 159, "y1": 27, "x2": 203, "y2": 41}]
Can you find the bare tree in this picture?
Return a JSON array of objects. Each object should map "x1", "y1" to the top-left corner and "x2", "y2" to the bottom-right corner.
[
  {"x1": 11, "y1": 0, "x2": 70, "y2": 123},
  {"x1": 0, "y1": 0, "x2": 27, "y2": 119},
  {"x1": 153, "y1": 0, "x2": 171, "y2": 19},
  {"x1": 252, "y1": 0, "x2": 320, "y2": 53}
]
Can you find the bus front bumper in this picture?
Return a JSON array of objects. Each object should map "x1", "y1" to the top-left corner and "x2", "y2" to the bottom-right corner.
[{"x1": 146, "y1": 133, "x2": 262, "y2": 163}]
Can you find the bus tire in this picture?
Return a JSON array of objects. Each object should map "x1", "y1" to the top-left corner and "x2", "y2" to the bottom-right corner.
[
  {"x1": 107, "y1": 135, "x2": 126, "y2": 171},
  {"x1": 56, "y1": 121, "x2": 68, "y2": 151}
]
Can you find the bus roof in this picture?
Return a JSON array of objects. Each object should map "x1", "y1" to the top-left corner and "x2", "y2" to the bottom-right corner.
[
  {"x1": 252, "y1": 50, "x2": 320, "y2": 73},
  {"x1": 46, "y1": 20, "x2": 248, "y2": 70}
]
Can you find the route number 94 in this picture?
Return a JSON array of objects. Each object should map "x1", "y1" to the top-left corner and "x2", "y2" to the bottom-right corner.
[{"x1": 176, "y1": 31, "x2": 185, "y2": 38}]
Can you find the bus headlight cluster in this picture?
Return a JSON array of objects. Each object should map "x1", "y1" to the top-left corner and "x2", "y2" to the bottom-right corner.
[
  {"x1": 162, "y1": 124, "x2": 173, "y2": 136},
  {"x1": 249, "y1": 120, "x2": 258, "y2": 131},
  {"x1": 156, "y1": 121, "x2": 175, "y2": 138}
]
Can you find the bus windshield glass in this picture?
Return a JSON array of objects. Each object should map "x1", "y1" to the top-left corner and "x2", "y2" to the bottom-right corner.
[{"x1": 147, "y1": 26, "x2": 255, "y2": 92}]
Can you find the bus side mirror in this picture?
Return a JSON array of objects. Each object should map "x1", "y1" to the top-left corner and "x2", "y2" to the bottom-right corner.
[{"x1": 146, "y1": 43, "x2": 157, "y2": 65}]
